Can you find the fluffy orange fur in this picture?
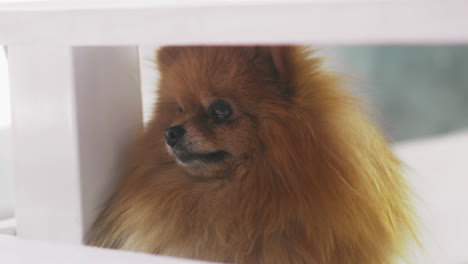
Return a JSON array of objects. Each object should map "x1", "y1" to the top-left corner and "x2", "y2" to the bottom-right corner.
[{"x1": 88, "y1": 46, "x2": 416, "y2": 264}]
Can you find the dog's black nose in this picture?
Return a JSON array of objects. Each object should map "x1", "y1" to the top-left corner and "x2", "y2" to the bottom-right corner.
[{"x1": 165, "y1": 125, "x2": 186, "y2": 147}]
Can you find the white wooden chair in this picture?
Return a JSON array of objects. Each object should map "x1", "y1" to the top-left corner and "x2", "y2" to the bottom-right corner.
[{"x1": 1, "y1": 0, "x2": 468, "y2": 262}]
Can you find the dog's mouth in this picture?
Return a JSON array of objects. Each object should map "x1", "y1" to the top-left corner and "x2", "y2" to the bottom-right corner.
[{"x1": 172, "y1": 149, "x2": 229, "y2": 164}]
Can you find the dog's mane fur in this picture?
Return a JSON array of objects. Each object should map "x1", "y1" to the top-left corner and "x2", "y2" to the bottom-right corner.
[{"x1": 88, "y1": 46, "x2": 416, "y2": 264}]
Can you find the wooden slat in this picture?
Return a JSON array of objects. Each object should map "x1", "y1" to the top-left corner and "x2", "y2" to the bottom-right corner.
[
  {"x1": 8, "y1": 46, "x2": 142, "y2": 243},
  {"x1": 1, "y1": 0, "x2": 468, "y2": 45}
]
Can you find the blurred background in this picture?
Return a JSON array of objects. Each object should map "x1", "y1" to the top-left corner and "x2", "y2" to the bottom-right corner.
[
  {"x1": 321, "y1": 46, "x2": 468, "y2": 142},
  {"x1": 1, "y1": 45, "x2": 468, "y2": 263}
]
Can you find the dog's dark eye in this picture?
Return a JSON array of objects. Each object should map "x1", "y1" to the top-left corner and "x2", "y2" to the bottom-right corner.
[
  {"x1": 209, "y1": 100, "x2": 232, "y2": 123},
  {"x1": 177, "y1": 106, "x2": 183, "y2": 113}
]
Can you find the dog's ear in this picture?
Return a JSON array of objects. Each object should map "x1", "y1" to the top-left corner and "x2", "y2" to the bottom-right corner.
[
  {"x1": 257, "y1": 46, "x2": 297, "y2": 96},
  {"x1": 156, "y1": 47, "x2": 182, "y2": 70}
]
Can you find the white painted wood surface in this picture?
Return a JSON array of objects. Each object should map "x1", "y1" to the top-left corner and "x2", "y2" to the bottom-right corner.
[
  {"x1": 1, "y1": 0, "x2": 468, "y2": 45},
  {"x1": 0, "y1": 235, "x2": 216, "y2": 264},
  {"x1": 8, "y1": 46, "x2": 142, "y2": 243}
]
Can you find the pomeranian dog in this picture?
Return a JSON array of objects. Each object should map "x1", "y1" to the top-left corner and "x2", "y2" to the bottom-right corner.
[{"x1": 88, "y1": 46, "x2": 416, "y2": 264}]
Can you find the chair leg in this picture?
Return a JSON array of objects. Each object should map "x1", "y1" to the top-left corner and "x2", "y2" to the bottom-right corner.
[{"x1": 8, "y1": 45, "x2": 142, "y2": 244}]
